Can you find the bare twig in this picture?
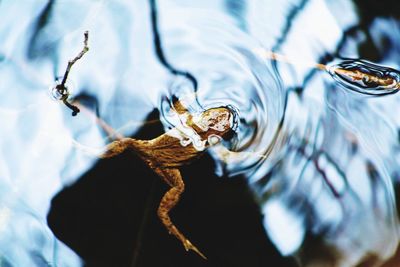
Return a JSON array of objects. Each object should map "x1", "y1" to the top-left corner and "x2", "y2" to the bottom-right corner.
[
  {"x1": 55, "y1": 31, "x2": 89, "y2": 116},
  {"x1": 60, "y1": 31, "x2": 89, "y2": 87}
]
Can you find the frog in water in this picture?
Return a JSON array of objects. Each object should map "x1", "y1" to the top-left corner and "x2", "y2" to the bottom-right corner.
[{"x1": 98, "y1": 101, "x2": 236, "y2": 259}]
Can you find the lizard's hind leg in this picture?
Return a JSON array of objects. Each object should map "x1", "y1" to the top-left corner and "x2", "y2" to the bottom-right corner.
[
  {"x1": 156, "y1": 168, "x2": 207, "y2": 259},
  {"x1": 100, "y1": 138, "x2": 135, "y2": 158}
]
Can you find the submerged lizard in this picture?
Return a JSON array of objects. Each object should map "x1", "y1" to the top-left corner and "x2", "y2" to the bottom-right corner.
[{"x1": 97, "y1": 101, "x2": 236, "y2": 259}]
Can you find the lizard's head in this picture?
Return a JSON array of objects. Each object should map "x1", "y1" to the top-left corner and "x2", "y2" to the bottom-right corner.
[{"x1": 193, "y1": 106, "x2": 237, "y2": 141}]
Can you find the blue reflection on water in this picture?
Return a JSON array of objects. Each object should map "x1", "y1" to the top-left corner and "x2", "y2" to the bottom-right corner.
[{"x1": 1, "y1": 0, "x2": 400, "y2": 266}]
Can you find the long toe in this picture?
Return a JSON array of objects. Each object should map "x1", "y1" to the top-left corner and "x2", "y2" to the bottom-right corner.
[{"x1": 183, "y1": 239, "x2": 207, "y2": 260}]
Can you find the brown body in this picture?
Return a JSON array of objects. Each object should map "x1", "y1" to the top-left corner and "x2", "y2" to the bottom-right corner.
[
  {"x1": 333, "y1": 68, "x2": 399, "y2": 89},
  {"x1": 99, "y1": 104, "x2": 234, "y2": 259}
]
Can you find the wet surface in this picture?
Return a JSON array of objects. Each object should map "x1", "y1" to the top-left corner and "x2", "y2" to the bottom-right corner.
[
  {"x1": 48, "y1": 110, "x2": 298, "y2": 267},
  {"x1": 1, "y1": 0, "x2": 400, "y2": 266}
]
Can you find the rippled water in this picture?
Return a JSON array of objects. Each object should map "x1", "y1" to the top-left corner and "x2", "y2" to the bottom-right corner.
[
  {"x1": 328, "y1": 59, "x2": 400, "y2": 96},
  {"x1": 1, "y1": 0, "x2": 400, "y2": 266}
]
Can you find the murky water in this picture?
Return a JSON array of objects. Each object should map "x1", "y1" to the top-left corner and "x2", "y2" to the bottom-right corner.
[{"x1": 1, "y1": 0, "x2": 400, "y2": 266}]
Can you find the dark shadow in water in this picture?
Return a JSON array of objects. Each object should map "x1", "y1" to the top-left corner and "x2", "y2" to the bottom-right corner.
[
  {"x1": 297, "y1": 232, "x2": 340, "y2": 267},
  {"x1": 27, "y1": 0, "x2": 56, "y2": 61},
  {"x1": 224, "y1": 0, "x2": 247, "y2": 31},
  {"x1": 270, "y1": 0, "x2": 309, "y2": 85},
  {"x1": 149, "y1": 0, "x2": 198, "y2": 91},
  {"x1": 353, "y1": 0, "x2": 400, "y2": 21},
  {"x1": 272, "y1": 0, "x2": 310, "y2": 53},
  {"x1": 48, "y1": 109, "x2": 298, "y2": 267},
  {"x1": 351, "y1": 0, "x2": 400, "y2": 61}
]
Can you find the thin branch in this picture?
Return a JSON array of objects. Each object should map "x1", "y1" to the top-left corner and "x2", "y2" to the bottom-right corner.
[
  {"x1": 55, "y1": 31, "x2": 89, "y2": 116},
  {"x1": 61, "y1": 31, "x2": 89, "y2": 87}
]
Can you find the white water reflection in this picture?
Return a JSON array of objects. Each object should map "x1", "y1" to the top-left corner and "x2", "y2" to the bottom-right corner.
[{"x1": 1, "y1": 0, "x2": 400, "y2": 266}]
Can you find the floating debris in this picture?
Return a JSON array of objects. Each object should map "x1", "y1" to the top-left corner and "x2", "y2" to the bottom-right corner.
[
  {"x1": 50, "y1": 31, "x2": 89, "y2": 116},
  {"x1": 328, "y1": 59, "x2": 400, "y2": 96}
]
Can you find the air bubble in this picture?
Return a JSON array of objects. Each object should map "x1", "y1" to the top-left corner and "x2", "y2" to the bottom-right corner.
[
  {"x1": 48, "y1": 79, "x2": 80, "y2": 116},
  {"x1": 49, "y1": 84, "x2": 68, "y2": 101},
  {"x1": 208, "y1": 134, "x2": 222, "y2": 145},
  {"x1": 49, "y1": 78, "x2": 75, "y2": 101}
]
